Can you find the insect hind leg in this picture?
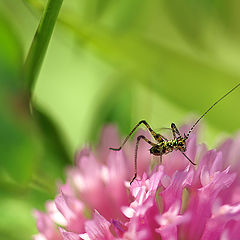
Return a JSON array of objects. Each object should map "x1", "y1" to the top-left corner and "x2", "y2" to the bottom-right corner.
[
  {"x1": 109, "y1": 120, "x2": 164, "y2": 151},
  {"x1": 130, "y1": 135, "x2": 155, "y2": 184}
]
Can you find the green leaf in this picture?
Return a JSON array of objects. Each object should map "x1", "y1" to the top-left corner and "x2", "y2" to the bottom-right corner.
[
  {"x1": 24, "y1": 0, "x2": 63, "y2": 93},
  {"x1": 0, "y1": 14, "x2": 38, "y2": 184},
  {"x1": 32, "y1": 106, "x2": 72, "y2": 178},
  {"x1": 23, "y1": 0, "x2": 71, "y2": 174},
  {"x1": 0, "y1": 0, "x2": 71, "y2": 185}
]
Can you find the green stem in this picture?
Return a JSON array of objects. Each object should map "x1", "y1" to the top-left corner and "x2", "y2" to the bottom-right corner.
[{"x1": 24, "y1": 0, "x2": 63, "y2": 95}]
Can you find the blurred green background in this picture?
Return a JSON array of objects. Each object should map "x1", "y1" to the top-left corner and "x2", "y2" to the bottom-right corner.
[{"x1": 1, "y1": 0, "x2": 240, "y2": 239}]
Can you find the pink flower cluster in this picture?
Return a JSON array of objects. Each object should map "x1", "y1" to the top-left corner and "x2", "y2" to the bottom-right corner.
[{"x1": 34, "y1": 125, "x2": 240, "y2": 240}]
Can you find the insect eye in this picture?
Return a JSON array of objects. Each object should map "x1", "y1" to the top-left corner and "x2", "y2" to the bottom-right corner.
[{"x1": 179, "y1": 142, "x2": 183, "y2": 146}]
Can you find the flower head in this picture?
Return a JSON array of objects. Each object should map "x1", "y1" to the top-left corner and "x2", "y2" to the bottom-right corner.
[{"x1": 34, "y1": 124, "x2": 240, "y2": 240}]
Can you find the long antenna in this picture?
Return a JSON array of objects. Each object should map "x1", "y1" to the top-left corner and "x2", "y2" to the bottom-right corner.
[{"x1": 185, "y1": 82, "x2": 240, "y2": 139}]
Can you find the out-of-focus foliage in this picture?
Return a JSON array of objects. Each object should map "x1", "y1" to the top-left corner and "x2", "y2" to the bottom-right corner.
[
  {"x1": 0, "y1": 0, "x2": 240, "y2": 239},
  {"x1": 0, "y1": 0, "x2": 69, "y2": 238}
]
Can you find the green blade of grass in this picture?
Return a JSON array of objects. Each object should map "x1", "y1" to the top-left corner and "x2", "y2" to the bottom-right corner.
[
  {"x1": 24, "y1": 0, "x2": 63, "y2": 94},
  {"x1": 23, "y1": 0, "x2": 71, "y2": 165}
]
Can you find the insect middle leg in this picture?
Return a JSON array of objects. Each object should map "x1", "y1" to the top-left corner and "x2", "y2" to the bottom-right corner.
[
  {"x1": 160, "y1": 155, "x2": 162, "y2": 164},
  {"x1": 130, "y1": 135, "x2": 155, "y2": 184},
  {"x1": 109, "y1": 120, "x2": 166, "y2": 151}
]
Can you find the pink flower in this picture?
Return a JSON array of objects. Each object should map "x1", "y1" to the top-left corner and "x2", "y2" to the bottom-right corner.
[{"x1": 34, "y1": 125, "x2": 240, "y2": 240}]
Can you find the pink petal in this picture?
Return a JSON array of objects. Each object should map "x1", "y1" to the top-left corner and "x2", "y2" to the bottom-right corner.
[
  {"x1": 125, "y1": 166, "x2": 164, "y2": 218},
  {"x1": 33, "y1": 234, "x2": 48, "y2": 240},
  {"x1": 111, "y1": 219, "x2": 126, "y2": 237},
  {"x1": 59, "y1": 228, "x2": 80, "y2": 240},
  {"x1": 46, "y1": 201, "x2": 67, "y2": 226},
  {"x1": 200, "y1": 152, "x2": 223, "y2": 187},
  {"x1": 161, "y1": 166, "x2": 193, "y2": 212},
  {"x1": 122, "y1": 218, "x2": 149, "y2": 240},
  {"x1": 33, "y1": 210, "x2": 61, "y2": 240},
  {"x1": 79, "y1": 233, "x2": 90, "y2": 240},
  {"x1": 122, "y1": 206, "x2": 135, "y2": 218},
  {"x1": 105, "y1": 150, "x2": 129, "y2": 211},
  {"x1": 201, "y1": 203, "x2": 240, "y2": 240},
  {"x1": 55, "y1": 192, "x2": 85, "y2": 233},
  {"x1": 55, "y1": 193, "x2": 75, "y2": 222},
  {"x1": 218, "y1": 134, "x2": 240, "y2": 170},
  {"x1": 84, "y1": 210, "x2": 113, "y2": 240},
  {"x1": 194, "y1": 150, "x2": 217, "y2": 187},
  {"x1": 156, "y1": 200, "x2": 190, "y2": 240},
  {"x1": 183, "y1": 166, "x2": 236, "y2": 239}
]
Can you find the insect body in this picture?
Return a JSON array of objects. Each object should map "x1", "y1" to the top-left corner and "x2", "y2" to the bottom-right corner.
[
  {"x1": 150, "y1": 137, "x2": 186, "y2": 156},
  {"x1": 109, "y1": 82, "x2": 240, "y2": 184}
]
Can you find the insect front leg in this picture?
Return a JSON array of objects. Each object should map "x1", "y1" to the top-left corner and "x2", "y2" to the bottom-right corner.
[
  {"x1": 171, "y1": 123, "x2": 181, "y2": 138},
  {"x1": 130, "y1": 135, "x2": 155, "y2": 184},
  {"x1": 180, "y1": 151, "x2": 196, "y2": 165}
]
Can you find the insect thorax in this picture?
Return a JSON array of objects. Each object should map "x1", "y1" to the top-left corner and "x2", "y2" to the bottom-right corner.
[{"x1": 149, "y1": 138, "x2": 186, "y2": 156}]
